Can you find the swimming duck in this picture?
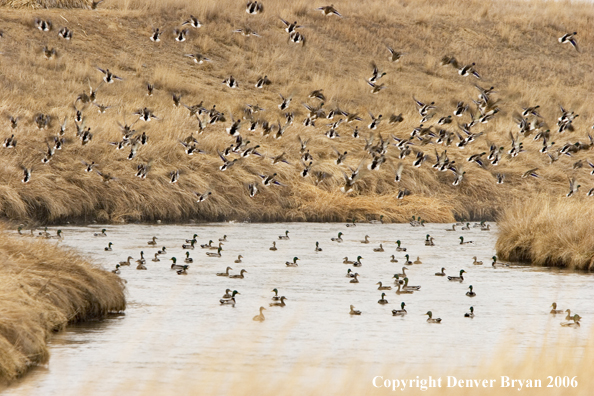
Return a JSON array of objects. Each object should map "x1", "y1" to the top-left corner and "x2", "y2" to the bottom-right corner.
[
  {"x1": 481, "y1": 224, "x2": 491, "y2": 231},
  {"x1": 425, "y1": 236, "x2": 435, "y2": 247},
  {"x1": 390, "y1": 255, "x2": 398, "y2": 263},
  {"x1": 403, "y1": 277, "x2": 420, "y2": 291},
  {"x1": 152, "y1": 253, "x2": 160, "y2": 262},
  {"x1": 253, "y1": 307, "x2": 266, "y2": 322},
  {"x1": 394, "y1": 266, "x2": 408, "y2": 279},
  {"x1": 94, "y1": 228, "x2": 107, "y2": 237},
  {"x1": 182, "y1": 240, "x2": 196, "y2": 249},
  {"x1": 230, "y1": 269, "x2": 247, "y2": 279},
  {"x1": 377, "y1": 282, "x2": 392, "y2": 291},
  {"x1": 392, "y1": 302, "x2": 407, "y2": 316},
  {"x1": 491, "y1": 256, "x2": 509, "y2": 268},
  {"x1": 353, "y1": 256, "x2": 363, "y2": 267},
  {"x1": 220, "y1": 297, "x2": 236, "y2": 306},
  {"x1": 119, "y1": 256, "x2": 133, "y2": 266},
  {"x1": 472, "y1": 257, "x2": 483, "y2": 265},
  {"x1": 331, "y1": 232, "x2": 344, "y2": 242},
  {"x1": 137, "y1": 262, "x2": 147, "y2": 270},
  {"x1": 147, "y1": 236, "x2": 158, "y2": 246},
  {"x1": 561, "y1": 316, "x2": 580, "y2": 327},
  {"x1": 177, "y1": 268, "x2": 188, "y2": 275},
  {"x1": 373, "y1": 244, "x2": 384, "y2": 252},
  {"x1": 279, "y1": 230, "x2": 290, "y2": 240},
  {"x1": 184, "y1": 252, "x2": 193, "y2": 263},
  {"x1": 361, "y1": 235, "x2": 370, "y2": 244},
  {"x1": 112, "y1": 264, "x2": 120, "y2": 274},
  {"x1": 395, "y1": 281, "x2": 413, "y2": 294},
  {"x1": 206, "y1": 247, "x2": 223, "y2": 257},
  {"x1": 104, "y1": 242, "x2": 113, "y2": 251},
  {"x1": 315, "y1": 242, "x2": 323, "y2": 252},
  {"x1": 350, "y1": 273, "x2": 360, "y2": 283},
  {"x1": 465, "y1": 307, "x2": 475, "y2": 318},
  {"x1": 425, "y1": 311, "x2": 442, "y2": 323},
  {"x1": 209, "y1": 242, "x2": 224, "y2": 251},
  {"x1": 369, "y1": 215, "x2": 384, "y2": 224},
  {"x1": 459, "y1": 236, "x2": 473, "y2": 245},
  {"x1": 551, "y1": 303, "x2": 564, "y2": 314},
  {"x1": 466, "y1": 285, "x2": 476, "y2": 297},
  {"x1": 564, "y1": 309, "x2": 573, "y2": 321},
  {"x1": 395, "y1": 240, "x2": 407, "y2": 251},
  {"x1": 269, "y1": 241, "x2": 278, "y2": 251},
  {"x1": 378, "y1": 293, "x2": 389, "y2": 305},
  {"x1": 403, "y1": 254, "x2": 413, "y2": 265},
  {"x1": 285, "y1": 257, "x2": 299, "y2": 267},
  {"x1": 235, "y1": 255, "x2": 243, "y2": 263},
  {"x1": 157, "y1": 246, "x2": 167, "y2": 255},
  {"x1": 343, "y1": 257, "x2": 355, "y2": 264},
  {"x1": 435, "y1": 267, "x2": 446, "y2": 276},
  {"x1": 346, "y1": 269, "x2": 356, "y2": 278},
  {"x1": 137, "y1": 251, "x2": 146, "y2": 264},
  {"x1": 461, "y1": 223, "x2": 470, "y2": 230},
  {"x1": 448, "y1": 269, "x2": 466, "y2": 282},
  {"x1": 201, "y1": 240, "x2": 213, "y2": 249},
  {"x1": 216, "y1": 267, "x2": 233, "y2": 277},
  {"x1": 349, "y1": 305, "x2": 362, "y2": 315},
  {"x1": 413, "y1": 257, "x2": 422, "y2": 264},
  {"x1": 219, "y1": 235, "x2": 228, "y2": 242},
  {"x1": 270, "y1": 296, "x2": 288, "y2": 307},
  {"x1": 346, "y1": 219, "x2": 357, "y2": 227},
  {"x1": 169, "y1": 257, "x2": 187, "y2": 270},
  {"x1": 446, "y1": 224, "x2": 456, "y2": 231}
]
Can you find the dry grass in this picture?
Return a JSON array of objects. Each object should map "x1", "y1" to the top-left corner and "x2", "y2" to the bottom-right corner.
[
  {"x1": 0, "y1": 0, "x2": 592, "y2": 224},
  {"x1": 0, "y1": 227, "x2": 125, "y2": 382},
  {"x1": 496, "y1": 195, "x2": 594, "y2": 270}
]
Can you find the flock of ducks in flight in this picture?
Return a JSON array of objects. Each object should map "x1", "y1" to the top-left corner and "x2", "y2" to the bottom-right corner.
[
  {"x1": 17, "y1": 217, "x2": 583, "y2": 327},
  {"x1": 1, "y1": 2, "x2": 592, "y2": 211}
]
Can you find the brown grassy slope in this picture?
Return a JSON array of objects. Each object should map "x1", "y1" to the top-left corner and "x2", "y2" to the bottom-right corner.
[
  {"x1": 0, "y1": 0, "x2": 593, "y2": 223},
  {"x1": 0, "y1": 229, "x2": 125, "y2": 382},
  {"x1": 496, "y1": 195, "x2": 594, "y2": 270}
]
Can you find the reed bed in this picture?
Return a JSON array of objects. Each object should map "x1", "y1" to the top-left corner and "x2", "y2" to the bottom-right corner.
[
  {"x1": 0, "y1": 0, "x2": 592, "y2": 224},
  {"x1": 496, "y1": 196, "x2": 594, "y2": 270},
  {"x1": 0, "y1": 227, "x2": 125, "y2": 382}
]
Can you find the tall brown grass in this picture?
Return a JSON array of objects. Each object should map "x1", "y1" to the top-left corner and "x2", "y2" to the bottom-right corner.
[
  {"x1": 0, "y1": 227, "x2": 125, "y2": 382},
  {"x1": 496, "y1": 195, "x2": 594, "y2": 270},
  {"x1": 0, "y1": 0, "x2": 592, "y2": 224}
]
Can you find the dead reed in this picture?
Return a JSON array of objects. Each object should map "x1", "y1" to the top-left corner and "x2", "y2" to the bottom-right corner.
[{"x1": 0, "y1": 227, "x2": 125, "y2": 382}]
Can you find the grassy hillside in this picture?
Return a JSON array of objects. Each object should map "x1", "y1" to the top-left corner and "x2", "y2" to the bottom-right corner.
[
  {"x1": 0, "y1": 0, "x2": 593, "y2": 224},
  {"x1": 0, "y1": 228, "x2": 125, "y2": 381}
]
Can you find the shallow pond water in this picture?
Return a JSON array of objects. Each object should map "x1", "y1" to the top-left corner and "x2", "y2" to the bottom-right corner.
[{"x1": 5, "y1": 222, "x2": 593, "y2": 395}]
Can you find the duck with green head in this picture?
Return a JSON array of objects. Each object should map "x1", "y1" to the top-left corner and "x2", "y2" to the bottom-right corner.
[
  {"x1": 271, "y1": 288, "x2": 281, "y2": 301},
  {"x1": 395, "y1": 240, "x2": 407, "y2": 251},
  {"x1": 465, "y1": 306, "x2": 474, "y2": 318},
  {"x1": 315, "y1": 242, "x2": 322, "y2": 252},
  {"x1": 285, "y1": 257, "x2": 299, "y2": 267},
  {"x1": 182, "y1": 239, "x2": 196, "y2": 249},
  {"x1": 104, "y1": 242, "x2": 113, "y2": 251},
  {"x1": 448, "y1": 269, "x2": 466, "y2": 282},
  {"x1": 112, "y1": 264, "x2": 120, "y2": 274},
  {"x1": 378, "y1": 292, "x2": 389, "y2": 304},
  {"x1": 331, "y1": 232, "x2": 344, "y2": 242},
  {"x1": 94, "y1": 228, "x2": 107, "y2": 237},
  {"x1": 206, "y1": 246, "x2": 223, "y2": 257},
  {"x1": 404, "y1": 254, "x2": 413, "y2": 265},
  {"x1": 353, "y1": 256, "x2": 363, "y2": 267},
  {"x1": 184, "y1": 251, "x2": 193, "y2": 263},
  {"x1": 392, "y1": 302, "x2": 407, "y2": 316},
  {"x1": 466, "y1": 285, "x2": 476, "y2": 297},
  {"x1": 403, "y1": 277, "x2": 420, "y2": 290},
  {"x1": 278, "y1": 230, "x2": 290, "y2": 240},
  {"x1": 459, "y1": 236, "x2": 473, "y2": 244}
]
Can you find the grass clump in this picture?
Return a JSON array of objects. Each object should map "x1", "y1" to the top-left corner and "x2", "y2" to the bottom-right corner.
[{"x1": 0, "y1": 226, "x2": 125, "y2": 382}]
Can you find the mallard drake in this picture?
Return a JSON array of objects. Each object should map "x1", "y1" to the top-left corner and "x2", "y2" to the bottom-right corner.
[
  {"x1": 94, "y1": 228, "x2": 107, "y2": 237},
  {"x1": 147, "y1": 236, "x2": 158, "y2": 246},
  {"x1": 217, "y1": 267, "x2": 233, "y2": 277},
  {"x1": 403, "y1": 277, "x2": 420, "y2": 291},
  {"x1": 465, "y1": 307, "x2": 475, "y2": 318},
  {"x1": 413, "y1": 257, "x2": 422, "y2": 264},
  {"x1": 220, "y1": 297, "x2": 236, "y2": 306},
  {"x1": 253, "y1": 307, "x2": 266, "y2": 321},
  {"x1": 395, "y1": 280, "x2": 413, "y2": 294},
  {"x1": 137, "y1": 251, "x2": 146, "y2": 264},
  {"x1": 558, "y1": 32, "x2": 578, "y2": 51},
  {"x1": 343, "y1": 257, "x2": 355, "y2": 264},
  {"x1": 234, "y1": 255, "x2": 243, "y2": 263},
  {"x1": 395, "y1": 240, "x2": 407, "y2": 251},
  {"x1": 350, "y1": 273, "x2": 360, "y2": 283},
  {"x1": 435, "y1": 267, "x2": 446, "y2": 276},
  {"x1": 315, "y1": 242, "x2": 323, "y2": 252},
  {"x1": 269, "y1": 241, "x2": 278, "y2": 251},
  {"x1": 466, "y1": 285, "x2": 476, "y2": 297},
  {"x1": 184, "y1": 252, "x2": 193, "y2": 263},
  {"x1": 461, "y1": 223, "x2": 470, "y2": 230},
  {"x1": 472, "y1": 256, "x2": 483, "y2": 265},
  {"x1": 361, "y1": 235, "x2": 370, "y2": 244},
  {"x1": 157, "y1": 246, "x2": 167, "y2": 255},
  {"x1": 459, "y1": 236, "x2": 473, "y2": 245},
  {"x1": 349, "y1": 305, "x2": 362, "y2": 315},
  {"x1": 425, "y1": 311, "x2": 442, "y2": 323},
  {"x1": 392, "y1": 302, "x2": 407, "y2": 316},
  {"x1": 206, "y1": 247, "x2": 222, "y2": 257},
  {"x1": 152, "y1": 253, "x2": 160, "y2": 262},
  {"x1": 448, "y1": 269, "x2": 466, "y2": 282},
  {"x1": 353, "y1": 256, "x2": 363, "y2": 267},
  {"x1": 369, "y1": 215, "x2": 384, "y2": 224},
  {"x1": 373, "y1": 244, "x2": 384, "y2": 252},
  {"x1": 270, "y1": 296, "x2": 287, "y2": 307},
  {"x1": 104, "y1": 242, "x2": 113, "y2": 251},
  {"x1": 170, "y1": 257, "x2": 188, "y2": 270},
  {"x1": 112, "y1": 264, "x2": 120, "y2": 274},
  {"x1": 377, "y1": 282, "x2": 392, "y2": 290},
  {"x1": 137, "y1": 262, "x2": 147, "y2": 270},
  {"x1": 378, "y1": 292, "x2": 389, "y2": 304},
  {"x1": 279, "y1": 230, "x2": 290, "y2": 240},
  {"x1": 201, "y1": 240, "x2": 213, "y2": 249},
  {"x1": 424, "y1": 236, "x2": 435, "y2": 246},
  {"x1": 404, "y1": 254, "x2": 413, "y2": 265},
  {"x1": 185, "y1": 234, "x2": 198, "y2": 243},
  {"x1": 346, "y1": 269, "x2": 355, "y2": 278},
  {"x1": 285, "y1": 257, "x2": 299, "y2": 267},
  {"x1": 119, "y1": 256, "x2": 133, "y2": 266},
  {"x1": 331, "y1": 232, "x2": 344, "y2": 242},
  {"x1": 551, "y1": 303, "x2": 564, "y2": 314},
  {"x1": 491, "y1": 256, "x2": 509, "y2": 268},
  {"x1": 182, "y1": 240, "x2": 196, "y2": 249},
  {"x1": 346, "y1": 219, "x2": 357, "y2": 227},
  {"x1": 230, "y1": 269, "x2": 247, "y2": 279},
  {"x1": 219, "y1": 235, "x2": 228, "y2": 242},
  {"x1": 390, "y1": 255, "x2": 398, "y2": 263}
]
